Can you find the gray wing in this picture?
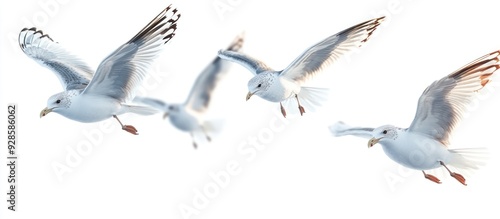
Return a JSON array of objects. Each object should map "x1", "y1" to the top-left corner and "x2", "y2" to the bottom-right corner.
[
  {"x1": 18, "y1": 27, "x2": 94, "y2": 90},
  {"x1": 280, "y1": 17, "x2": 385, "y2": 84},
  {"x1": 185, "y1": 33, "x2": 245, "y2": 112},
  {"x1": 83, "y1": 5, "x2": 180, "y2": 102},
  {"x1": 132, "y1": 96, "x2": 169, "y2": 111},
  {"x1": 329, "y1": 121, "x2": 374, "y2": 139},
  {"x1": 408, "y1": 50, "x2": 500, "y2": 145},
  {"x1": 217, "y1": 50, "x2": 273, "y2": 75}
]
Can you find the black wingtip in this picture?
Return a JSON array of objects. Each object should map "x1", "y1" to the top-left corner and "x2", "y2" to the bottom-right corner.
[
  {"x1": 128, "y1": 4, "x2": 181, "y2": 45},
  {"x1": 226, "y1": 32, "x2": 245, "y2": 52},
  {"x1": 19, "y1": 27, "x2": 56, "y2": 51}
]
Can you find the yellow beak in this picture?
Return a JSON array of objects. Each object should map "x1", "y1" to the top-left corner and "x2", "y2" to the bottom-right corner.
[
  {"x1": 246, "y1": 91, "x2": 254, "y2": 101},
  {"x1": 368, "y1": 137, "x2": 381, "y2": 148},
  {"x1": 40, "y1": 107, "x2": 52, "y2": 118}
]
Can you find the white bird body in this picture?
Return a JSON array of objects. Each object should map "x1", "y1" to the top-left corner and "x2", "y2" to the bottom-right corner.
[
  {"x1": 251, "y1": 72, "x2": 301, "y2": 102},
  {"x1": 55, "y1": 93, "x2": 120, "y2": 123},
  {"x1": 376, "y1": 128, "x2": 452, "y2": 170},
  {"x1": 167, "y1": 106, "x2": 202, "y2": 132},
  {"x1": 53, "y1": 92, "x2": 156, "y2": 123}
]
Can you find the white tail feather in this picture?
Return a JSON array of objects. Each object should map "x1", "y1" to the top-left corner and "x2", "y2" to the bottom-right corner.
[
  {"x1": 447, "y1": 147, "x2": 489, "y2": 176},
  {"x1": 426, "y1": 147, "x2": 489, "y2": 180},
  {"x1": 202, "y1": 119, "x2": 225, "y2": 137},
  {"x1": 191, "y1": 119, "x2": 225, "y2": 146},
  {"x1": 282, "y1": 87, "x2": 329, "y2": 115}
]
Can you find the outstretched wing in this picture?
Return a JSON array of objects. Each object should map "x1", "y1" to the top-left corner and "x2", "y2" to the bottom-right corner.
[
  {"x1": 185, "y1": 33, "x2": 245, "y2": 112},
  {"x1": 18, "y1": 27, "x2": 94, "y2": 90},
  {"x1": 408, "y1": 50, "x2": 500, "y2": 145},
  {"x1": 280, "y1": 17, "x2": 385, "y2": 84},
  {"x1": 217, "y1": 49, "x2": 273, "y2": 75},
  {"x1": 132, "y1": 96, "x2": 169, "y2": 112},
  {"x1": 83, "y1": 5, "x2": 180, "y2": 102},
  {"x1": 329, "y1": 121, "x2": 374, "y2": 139}
]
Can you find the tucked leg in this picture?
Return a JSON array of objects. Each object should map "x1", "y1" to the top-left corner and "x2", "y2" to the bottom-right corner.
[
  {"x1": 440, "y1": 161, "x2": 467, "y2": 186},
  {"x1": 280, "y1": 102, "x2": 287, "y2": 118},
  {"x1": 113, "y1": 115, "x2": 138, "y2": 135},
  {"x1": 422, "y1": 170, "x2": 441, "y2": 184},
  {"x1": 190, "y1": 132, "x2": 198, "y2": 149},
  {"x1": 201, "y1": 126, "x2": 211, "y2": 142},
  {"x1": 295, "y1": 94, "x2": 305, "y2": 116}
]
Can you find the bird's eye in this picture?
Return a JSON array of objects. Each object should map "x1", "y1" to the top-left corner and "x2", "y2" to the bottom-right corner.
[
  {"x1": 257, "y1": 84, "x2": 262, "y2": 88},
  {"x1": 382, "y1": 130, "x2": 388, "y2": 134},
  {"x1": 56, "y1": 100, "x2": 61, "y2": 104}
]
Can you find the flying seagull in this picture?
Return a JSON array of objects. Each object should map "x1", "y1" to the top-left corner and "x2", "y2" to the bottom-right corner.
[
  {"x1": 330, "y1": 50, "x2": 500, "y2": 185},
  {"x1": 18, "y1": 4, "x2": 181, "y2": 135},
  {"x1": 134, "y1": 33, "x2": 244, "y2": 148},
  {"x1": 218, "y1": 16, "x2": 385, "y2": 118}
]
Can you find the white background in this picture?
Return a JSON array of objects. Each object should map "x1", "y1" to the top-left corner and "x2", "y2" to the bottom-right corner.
[{"x1": 1, "y1": 0, "x2": 500, "y2": 218}]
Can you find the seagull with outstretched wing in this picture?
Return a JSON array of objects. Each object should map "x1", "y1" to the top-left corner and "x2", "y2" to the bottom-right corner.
[
  {"x1": 19, "y1": 4, "x2": 181, "y2": 135},
  {"x1": 134, "y1": 33, "x2": 244, "y2": 148},
  {"x1": 218, "y1": 17, "x2": 385, "y2": 118},
  {"x1": 330, "y1": 50, "x2": 500, "y2": 185}
]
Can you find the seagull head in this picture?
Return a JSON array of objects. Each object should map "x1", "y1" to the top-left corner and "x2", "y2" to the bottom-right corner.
[
  {"x1": 164, "y1": 104, "x2": 180, "y2": 119},
  {"x1": 247, "y1": 74, "x2": 272, "y2": 101},
  {"x1": 368, "y1": 125, "x2": 398, "y2": 148},
  {"x1": 41, "y1": 92, "x2": 72, "y2": 118}
]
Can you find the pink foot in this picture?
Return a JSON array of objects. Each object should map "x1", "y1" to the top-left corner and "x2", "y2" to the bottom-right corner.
[{"x1": 122, "y1": 125, "x2": 138, "y2": 135}]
